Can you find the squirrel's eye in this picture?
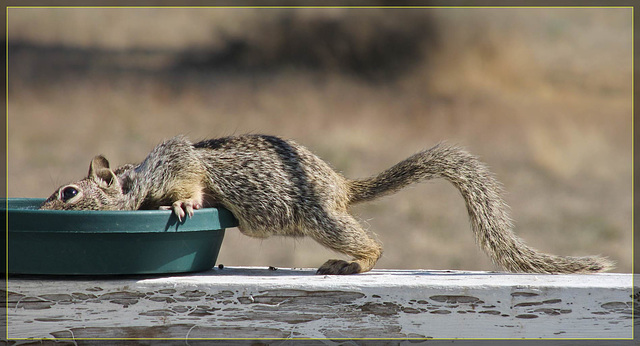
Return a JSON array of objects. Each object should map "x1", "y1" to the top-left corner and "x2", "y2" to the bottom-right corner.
[{"x1": 61, "y1": 186, "x2": 79, "y2": 202}]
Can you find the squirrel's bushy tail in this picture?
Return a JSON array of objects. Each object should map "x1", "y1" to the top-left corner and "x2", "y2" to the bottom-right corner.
[{"x1": 347, "y1": 143, "x2": 614, "y2": 274}]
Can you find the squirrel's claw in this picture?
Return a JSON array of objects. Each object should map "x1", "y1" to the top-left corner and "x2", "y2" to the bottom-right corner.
[{"x1": 159, "y1": 200, "x2": 202, "y2": 222}]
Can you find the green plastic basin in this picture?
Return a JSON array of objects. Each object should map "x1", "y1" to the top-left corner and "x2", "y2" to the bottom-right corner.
[{"x1": 3, "y1": 198, "x2": 238, "y2": 275}]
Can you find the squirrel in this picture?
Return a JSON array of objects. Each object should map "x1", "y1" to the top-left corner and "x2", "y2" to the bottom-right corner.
[{"x1": 41, "y1": 134, "x2": 614, "y2": 275}]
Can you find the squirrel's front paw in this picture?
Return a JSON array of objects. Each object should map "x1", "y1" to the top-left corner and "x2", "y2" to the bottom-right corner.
[
  {"x1": 159, "y1": 200, "x2": 202, "y2": 222},
  {"x1": 316, "y1": 259, "x2": 362, "y2": 275}
]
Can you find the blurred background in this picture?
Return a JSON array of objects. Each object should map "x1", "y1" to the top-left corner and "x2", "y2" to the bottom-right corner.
[{"x1": 6, "y1": 7, "x2": 632, "y2": 272}]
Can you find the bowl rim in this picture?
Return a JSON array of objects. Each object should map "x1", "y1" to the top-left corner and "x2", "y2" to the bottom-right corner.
[
  {"x1": 4, "y1": 197, "x2": 239, "y2": 233},
  {"x1": 4, "y1": 197, "x2": 209, "y2": 215}
]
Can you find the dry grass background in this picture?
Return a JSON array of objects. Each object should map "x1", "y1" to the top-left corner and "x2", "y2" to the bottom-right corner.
[{"x1": 6, "y1": 7, "x2": 632, "y2": 272}]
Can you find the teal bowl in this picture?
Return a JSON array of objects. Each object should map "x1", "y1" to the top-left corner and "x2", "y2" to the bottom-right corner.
[{"x1": 3, "y1": 198, "x2": 238, "y2": 275}]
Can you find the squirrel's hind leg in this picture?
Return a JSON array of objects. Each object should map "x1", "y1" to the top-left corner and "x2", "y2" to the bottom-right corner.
[{"x1": 311, "y1": 212, "x2": 383, "y2": 275}]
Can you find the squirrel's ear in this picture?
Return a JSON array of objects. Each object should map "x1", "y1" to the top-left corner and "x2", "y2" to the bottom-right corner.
[
  {"x1": 88, "y1": 155, "x2": 110, "y2": 177},
  {"x1": 89, "y1": 155, "x2": 119, "y2": 189}
]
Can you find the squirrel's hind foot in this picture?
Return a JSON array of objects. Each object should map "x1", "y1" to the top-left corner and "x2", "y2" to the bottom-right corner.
[{"x1": 316, "y1": 259, "x2": 362, "y2": 275}]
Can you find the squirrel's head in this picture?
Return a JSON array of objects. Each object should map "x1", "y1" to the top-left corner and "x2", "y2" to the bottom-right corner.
[{"x1": 41, "y1": 155, "x2": 125, "y2": 211}]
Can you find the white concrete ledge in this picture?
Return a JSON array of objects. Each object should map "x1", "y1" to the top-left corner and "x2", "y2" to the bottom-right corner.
[{"x1": 4, "y1": 267, "x2": 635, "y2": 340}]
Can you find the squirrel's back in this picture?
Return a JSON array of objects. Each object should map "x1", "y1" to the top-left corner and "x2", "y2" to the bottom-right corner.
[{"x1": 192, "y1": 135, "x2": 351, "y2": 237}]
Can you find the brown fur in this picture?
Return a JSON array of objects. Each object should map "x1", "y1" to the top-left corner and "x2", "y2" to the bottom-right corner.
[{"x1": 41, "y1": 135, "x2": 614, "y2": 274}]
